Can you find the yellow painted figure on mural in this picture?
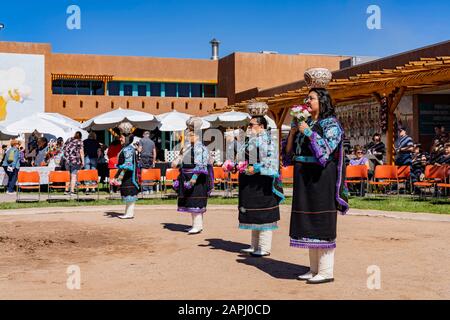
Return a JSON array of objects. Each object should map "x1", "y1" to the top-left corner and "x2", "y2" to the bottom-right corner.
[{"x1": 0, "y1": 67, "x2": 32, "y2": 121}]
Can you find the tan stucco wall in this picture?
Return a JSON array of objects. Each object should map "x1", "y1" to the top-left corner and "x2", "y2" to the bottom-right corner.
[
  {"x1": 50, "y1": 95, "x2": 228, "y2": 121},
  {"x1": 50, "y1": 53, "x2": 218, "y2": 83}
]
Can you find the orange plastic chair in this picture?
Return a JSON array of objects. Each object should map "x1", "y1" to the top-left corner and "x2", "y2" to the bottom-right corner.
[
  {"x1": 345, "y1": 165, "x2": 369, "y2": 196},
  {"x1": 230, "y1": 171, "x2": 239, "y2": 186},
  {"x1": 76, "y1": 169, "x2": 99, "y2": 200},
  {"x1": 141, "y1": 168, "x2": 162, "y2": 197},
  {"x1": 396, "y1": 165, "x2": 412, "y2": 193},
  {"x1": 213, "y1": 167, "x2": 226, "y2": 190},
  {"x1": 368, "y1": 165, "x2": 398, "y2": 195},
  {"x1": 17, "y1": 171, "x2": 41, "y2": 202},
  {"x1": 436, "y1": 165, "x2": 450, "y2": 197},
  {"x1": 414, "y1": 165, "x2": 447, "y2": 197},
  {"x1": 48, "y1": 171, "x2": 71, "y2": 200},
  {"x1": 108, "y1": 168, "x2": 119, "y2": 193},
  {"x1": 281, "y1": 165, "x2": 294, "y2": 185},
  {"x1": 164, "y1": 168, "x2": 179, "y2": 192}
]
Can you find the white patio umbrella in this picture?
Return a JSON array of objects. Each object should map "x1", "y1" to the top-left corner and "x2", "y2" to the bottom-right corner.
[
  {"x1": 81, "y1": 108, "x2": 158, "y2": 131},
  {"x1": 157, "y1": 110, "x2": 210, "y2": 131},
  {"x1": 0, "y1": 125, "x2": 19, "y2": 140},
  {"x1": 40, "y1": 112, "x2": 82, "y2": 128},
  {"x1": 203, "y1": 110, "x2": 251, "y2": 128},
  {"x1": 1, "y1": 114, "x2": 88, "y2": 141}
]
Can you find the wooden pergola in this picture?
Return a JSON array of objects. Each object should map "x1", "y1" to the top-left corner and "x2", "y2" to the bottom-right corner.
[{"x1": 212, "y1": 56, "x2": 450, "y2": 164}]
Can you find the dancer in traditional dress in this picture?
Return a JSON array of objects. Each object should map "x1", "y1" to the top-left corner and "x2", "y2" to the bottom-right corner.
[
  {"x1": 285, "y1": 68, "x2": 349, "y2": 284},
  {"x1": 113, "y1": 122, "x2": 140, "y2": 219},
  {"x1": 172, "y1": 117, "x2": 214, "y2": 234},
  {"x1": 237, "y1": 102, "x2": 285, "y2": 257}
]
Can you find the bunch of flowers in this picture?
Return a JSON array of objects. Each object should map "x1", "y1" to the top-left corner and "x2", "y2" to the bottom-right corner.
[
  {"x1": 222, "y1": 160, "x2": 235, "y2": 173},
  {"x1": 290, "y1": 104, "x2": 312, "y2": 123},
  {"x1": 237, "y1": 161, "x2": 249, "y2": 174}
]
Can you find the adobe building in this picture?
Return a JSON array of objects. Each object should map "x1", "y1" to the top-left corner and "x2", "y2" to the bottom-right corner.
[{"x1": 0, "y1": 40, "x2": 351, "y2": 126}]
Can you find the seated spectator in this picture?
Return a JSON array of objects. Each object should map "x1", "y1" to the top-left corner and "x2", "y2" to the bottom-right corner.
[
  {"x1": 349, "y1": 145, "x2": 370, "y2": 169},
  {"x1": 411, "y1": 144, "x2": 428, "y2": 194},
  {"x1": 394, "y1": 127, "x2": 414, "y2": 166},
  {"x1": 365, "y1": 133, "x2": 385, "y2": 165},
  {"x1": 435, "y1": 143, "x2": 450, "y2": 166},
  {"x1": 349, "y1": 146, "x2": 370, "y2": 196}
]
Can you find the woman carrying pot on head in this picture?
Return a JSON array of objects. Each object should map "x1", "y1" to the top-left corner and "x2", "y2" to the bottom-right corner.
[
  {"x1": 237, "y1": 102, "x2": 285, "y2": 257},
  {"x1": 172, "y1": 117, "x2": 214, "y2": 234},
  {"x1": 285, "y1": 68, "x2": 349, "y2": 284},
  {"x1": 113, "y1": 122, "x2": 140, "y2": 219}
]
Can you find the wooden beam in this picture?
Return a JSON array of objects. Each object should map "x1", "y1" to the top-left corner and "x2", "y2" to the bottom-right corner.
[{"x1": 386, "y1": 87, "x2": 406, "y2": 165}]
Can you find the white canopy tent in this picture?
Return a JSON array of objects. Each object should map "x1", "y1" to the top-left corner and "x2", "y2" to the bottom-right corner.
[
  {"x1": 0, "y1": 125, "x2": 18, "y2": 140},
  {"x1": 81, "y1": 108, "x2": 158, "y2": 131},
  {"x1": 0, "y1": 113, "x2": 88, "y2": 141},
  {"x1": 203, "y1": 110, "x2": 251, "y2": 128},
  {"x1": 157, "y1": 110, "x2": 210, "y2": 131},
  {"x1": 40, "y1": 112, "x2": 82, "y2": 129}
]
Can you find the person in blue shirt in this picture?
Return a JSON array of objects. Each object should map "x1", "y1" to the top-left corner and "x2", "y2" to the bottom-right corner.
[
  {"x1": 394, "y1": 127, "x2": 414, "y2": 166},
  {"x1": 2, "y1": 139, "x2": 21, "y2": 194}
]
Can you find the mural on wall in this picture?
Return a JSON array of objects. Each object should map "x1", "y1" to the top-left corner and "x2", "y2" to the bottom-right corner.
[{"x1": 0, "y1": 53, "x2": 44, "y2": 124}]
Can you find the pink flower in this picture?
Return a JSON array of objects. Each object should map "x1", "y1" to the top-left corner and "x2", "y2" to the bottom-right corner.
[
  {"x1": 222, "y1": 160, "x2": 235, "y2": 173},
  {"x1": 290, "y1": 104, "x2": 311, "y2": 122},
  {"x1": 237, "y1": 161, "x2": 249, "y2": 173}
]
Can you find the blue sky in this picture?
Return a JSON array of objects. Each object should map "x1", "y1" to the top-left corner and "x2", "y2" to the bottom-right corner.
[{"x1": 0, "y1": 0, "x2": 449, "y2": 59}]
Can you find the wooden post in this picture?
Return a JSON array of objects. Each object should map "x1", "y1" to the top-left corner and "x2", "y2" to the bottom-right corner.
[
  {"x1": 270, "y1": 106, "x2": 289, "y2": 172},
  {"x1": 375, "y1": 87, "x2": 406, "y2": 165}
]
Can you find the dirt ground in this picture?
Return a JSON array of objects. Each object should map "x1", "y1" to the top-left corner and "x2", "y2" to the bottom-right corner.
[{"x1": 0, "y1": 205, "x2": 449, "y2": 300}]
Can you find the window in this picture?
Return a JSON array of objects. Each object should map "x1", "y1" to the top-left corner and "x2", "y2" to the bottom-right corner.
[
  {"x1": 91, "y1": 81, "x2": 104, "y2": 95},
  {"x1": 165, "y1": 83, "x2": 177, "y2": 97},
  {"x1": 62, "y1": 80, "x2": 77, "y2": 95},
  {"x1": 178, "y1": 83, "x2": 190, "y2": 97},
  {"x1": 138, "y1": 85, "x2": 147, "y2": 97},
  {"x1": 52, "y1": 80, "x2": 63, "y2": 94},
  {"x1": 77, "y1": 81, "x2": 90, "y2": 95},
  {"x1": 124, "y1": 84, "x2": 133, "y2": 96},
  {"x1": 108, "y1": 82, "x2": 120, "y2": 96},
  {"x1": 191, "y1": 84, "x2": 202, "y2": 97},
  {"x1": 150, "y1": 83, "x2": 161, "y2": 97},
  {"x1": 204, "y1": 84, "x2": 216, "y2": 97}
]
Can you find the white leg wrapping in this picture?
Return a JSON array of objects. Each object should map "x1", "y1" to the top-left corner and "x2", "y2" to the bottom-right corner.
[
  {"x1": 309, "y1": 248, "x2": 319, "y2": 275},
  {"x1": 188, "y1": 213, "x2": 203, "y2": 234},
  {"x1": 258, "y1": 230, "x2": 272, "y2": 254},
  {"x1": 240, "y1": 230, "x2": 259, "y2": 254},
  {"x1": 307, "y1": 248, "x2": 335, "y2": 283},
  {"x1": 251, "y1": 230, "x2": 259, "y2": 249},
  {"x1": 120, "y1": 202, "x2": 135, "y2": 219},
  {"x1": 298, "y1": 249, "x2": 318, "y2": 280},
  {"x1": 317, "y1": 248, "x2": 335, "y2": 279}
]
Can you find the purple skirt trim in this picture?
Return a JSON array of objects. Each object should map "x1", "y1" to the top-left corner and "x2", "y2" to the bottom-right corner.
[
  {"x1": 177, "y1": 207, "x2": 206, "y2": 214},
  {"x1": 289, "y1": 238, "x2": 336, "y2": 249},
  {"x1": 182, "y1": 168, "x2": 208, "y2": 175}
]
